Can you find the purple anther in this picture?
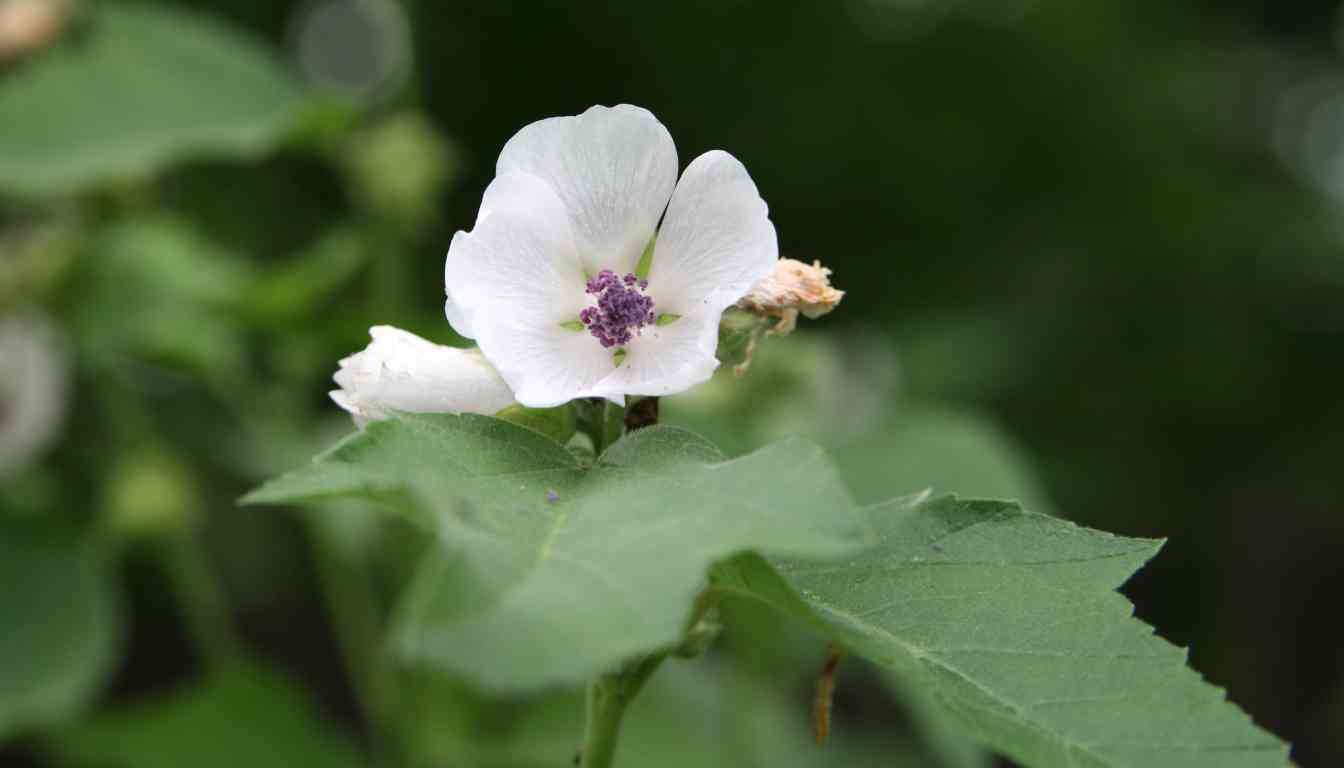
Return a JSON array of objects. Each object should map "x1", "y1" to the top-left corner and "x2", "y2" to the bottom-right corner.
[{"x1": 579, "y1": 270, "x2": 655, "y2": 348}]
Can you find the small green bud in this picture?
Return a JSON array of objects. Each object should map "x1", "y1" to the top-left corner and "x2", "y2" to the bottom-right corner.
[
  {"x1": 345, "y1": 113, "x2": 457, "y2": 230},
  {"x1": 495, "y1": 403, "x2": 578, "y2": 445},
  {"x1": 105, "y1": 453, "x2": 200, "y2": 539}
]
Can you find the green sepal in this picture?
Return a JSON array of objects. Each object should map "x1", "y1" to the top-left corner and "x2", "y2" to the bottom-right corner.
[
  {"x1": 715, "y1": 307, "x2": 773, "y2": 369},
  {"x1": 635, "y1": 236, "x2": 656, "y2": 280}
]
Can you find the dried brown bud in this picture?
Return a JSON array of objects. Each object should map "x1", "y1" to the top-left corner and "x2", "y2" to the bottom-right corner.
[
  {"x1": 736, "y1": 258, "x2": 844, "y2": 335},
  {"x1": 0, "y1": 0, "x2": 69, "y2": 63}
]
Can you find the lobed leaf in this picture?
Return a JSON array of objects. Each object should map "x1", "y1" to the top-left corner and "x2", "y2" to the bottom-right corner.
[
  {"x1": 712, "y1": 495, "x2": 1292, "y2": 768},
  {"x1": 244, "y1": 413, "x2": 870, "y2": 691}
]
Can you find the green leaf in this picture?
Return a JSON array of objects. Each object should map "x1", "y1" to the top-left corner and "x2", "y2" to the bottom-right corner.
[
  {"x1": 244, "y1": 414, "x2": 869, "y2": 691},
  {"x1": 712, "y1": 496, "x2": 1292, "y2": 768},
  {"x1": 54, "y1": 663, "x2": 365, "y2": 768},
  {"x1": 0, "y1": 4, "x2": 306, "y2": 197},
  {"x1": 0, "y1": 521, "x2": 121, "y2": 741}
]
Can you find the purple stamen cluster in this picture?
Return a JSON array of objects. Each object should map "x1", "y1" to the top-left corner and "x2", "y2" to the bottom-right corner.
[{"x1": 580, "y1": 270, "x2": 655, "y2": 348}]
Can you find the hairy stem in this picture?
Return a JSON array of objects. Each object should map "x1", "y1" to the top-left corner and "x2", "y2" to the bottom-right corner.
[
  {"x1": 580, "y1": 654, "x2": 666, "y2": 768},
  {"x1": 306, "y1": 512, "x2": 397, "y2": 763},
  {"x1": 578, "y1": 586, "x2": 718, "y2": 767}
]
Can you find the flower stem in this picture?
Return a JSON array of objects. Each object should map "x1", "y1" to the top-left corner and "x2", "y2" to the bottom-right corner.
[
  {"x1": 580, "y1": 654, "x2": 666, "y2": 768},
  {"x1": 305, "y1": 512, "x2": 396, "y2": 762},
  {"x1": 577, "y1": 586, "x2": 718, "y2": 767},
  {"x1": 623, "y1": 396, "x2": 659, "y2": 432},
  {"x1": 158, "y1": 528, "x2": 244, "y2": 673}
]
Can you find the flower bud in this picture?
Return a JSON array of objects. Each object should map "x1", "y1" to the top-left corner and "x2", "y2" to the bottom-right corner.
[
  {"x1": 723, "y1": 259, "x2": 845, "y2": 374},
  {"x1": 330, "y1": 326, "x2": 515, "y2": 426},
  {"x1": 345, "y1": 113, "x2": 456, "y2": 230},
  {"x1": 105, "y1": 452, "x2": 200, "y2": 539},
  {"x1": 736, "y1": 258, "x2": 844, "y2": 334},
  {"x1": 0, "y1": 0, "x2": 70, "y2": 63}
]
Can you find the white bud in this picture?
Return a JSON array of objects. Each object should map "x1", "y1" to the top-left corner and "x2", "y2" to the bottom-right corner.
[
  {"x1": 736, "y1": 259, "x2": 844, "y2": 335},
  {"x1": 0, "y1": 311, "x2": 68, "y2": 478},
  {"x1": 330, "y1": 326, "x2": 515, "y2": 427}
]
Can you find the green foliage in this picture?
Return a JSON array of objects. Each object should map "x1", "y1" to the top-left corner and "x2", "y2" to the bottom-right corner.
[
  {"x1": 712, "y1": 495, "x2": 1291, "y2": 768},
  {"x1": 247, "y1": 414, "x2": 1289, "y2": 766},
  {"x1": 54, "y1": 663, "x2": 364, "y2": 768},
  {"x1": 402, "y1": 660, "x2": 930, "y2": 768},
  {"x1": 73, "y1": 216, "x2": 254, "y2": 377},
  {"x1": 833, "y1": 407, "x2": 1054, "y2": 514},
  {"x1": 0, "y1": 520, "x2": 120, "y2": 741},
  {"x1": 0, "y1": 3, "x2": 305, "y2": 197},
  {"x1": 244, "y1": 414, "x2": 870, "y2": 691},
  {"x1": 666, "y1": 333, "x2": 1051, "y2": 513}
]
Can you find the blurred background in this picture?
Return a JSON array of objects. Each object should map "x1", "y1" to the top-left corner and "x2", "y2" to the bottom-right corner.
[{"x1": 1, "y1": 0, "x2": 1341, "y2": 766}]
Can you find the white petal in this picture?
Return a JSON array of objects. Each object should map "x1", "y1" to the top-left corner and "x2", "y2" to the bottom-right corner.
[
  {"x1": 330, "y1": 326, "x2": 516, "y2": 426},
  {"x1": 472, "y1": 304, "x2": 621, "y2": 408},
  {"x1": 497, "y1": 104, "x2": 678, "y2": 276},
  {"x1": 646, "y1": 150, "x2": 778, "y2": 316},
  {"x1": 589, "y1": 307, "x2": 720, "y2": 400},
  {"x1": 0, "y1": 312, "x2": 68, "y2": 478},
  {"x1": 444, "y1": 173, "x2": 588, "y2": 340}
]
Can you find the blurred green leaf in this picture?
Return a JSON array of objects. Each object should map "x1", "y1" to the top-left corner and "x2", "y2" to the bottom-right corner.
[
  {"x1": 55, "y1": 662, "x2": 365, "y2": 768},
  {"x1": 713, "y1": 496, "x2": 1291, "y2": 768},
  {"x1": 834, "y1": 406, "x2": 1054, "y2": 514},
  {"x1": 0, "y1": 4, "x2": 305, "y2": 197},
  {"x1": 244, "y1": 414, "x2": 869, "y2": 691},
  {"x1": 666, "y1": 334, "x2": 1050, "y2": 515},
  {"x1": 0, "y1": 520, "x2": 120, "y2": 741},
  {"x1": 75, "y1": 216, "x2": 254, "y2": 376},
  {"x1": 243, "y1": 227, "x2": 366, "y2": 326}
]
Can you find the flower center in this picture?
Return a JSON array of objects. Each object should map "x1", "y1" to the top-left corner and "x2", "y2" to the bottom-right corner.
[{"x1": 579, "y1": 270, "x2": 655, "y2": 348}]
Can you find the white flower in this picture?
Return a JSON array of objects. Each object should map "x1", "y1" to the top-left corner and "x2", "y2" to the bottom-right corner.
[
  {"x1": 330, "y1": 326, "x2": 515, "y2": 427},
  {"x1": 444, "y1": 104, "x2": 778, "y2": 408},
  {"x1": 0, "y1": 312, "x2": 68, "y2": 478}
]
